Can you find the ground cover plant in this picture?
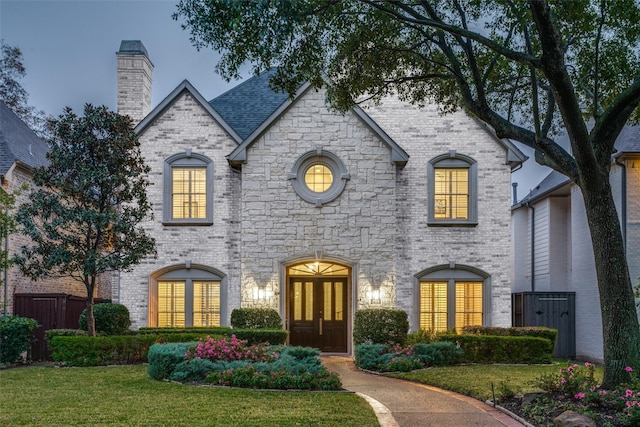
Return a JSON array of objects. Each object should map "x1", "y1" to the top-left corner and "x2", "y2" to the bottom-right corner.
[
  {"x1": 148, "y1": 335, "x2": 342, "y2": 391},
  {"x1": 0, "y1": 365, "x2": 376, "y2": 426},
  {"x1": 354, "y1": 342, "x2": 462, "y2": 372}
]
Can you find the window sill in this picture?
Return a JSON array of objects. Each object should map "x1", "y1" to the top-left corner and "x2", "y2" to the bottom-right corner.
[
  {"x1": 427, "y1": 221, "x2": 478, "y2": 228},
  {"x1": 162, "y1": 221, "x2": 214, "y2": 226}
]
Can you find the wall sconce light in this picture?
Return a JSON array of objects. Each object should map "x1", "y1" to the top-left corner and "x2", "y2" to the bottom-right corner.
[
  {"x1": 252, "y1": 284, "x2": 273, "y2": 302},
  {"x1": 369, "y1": 285, "x2": 381, "y2": 305}
]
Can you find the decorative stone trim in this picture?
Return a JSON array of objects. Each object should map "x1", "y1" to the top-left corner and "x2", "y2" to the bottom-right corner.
[{"x1": 288, "y1": 147, "x2": 350, "y2": 206}]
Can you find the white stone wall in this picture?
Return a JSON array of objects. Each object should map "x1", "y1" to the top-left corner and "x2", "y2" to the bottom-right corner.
[
  {"x1": 116, "y1": 52, "x2": 153, "y2": 125},
  {"x1": 239, "y1": 88, "x2": 398, "y2": 313},
  {"x1": 117, "y1": 92, "x2": 241, "y2": 329},
  {"x1": 362, "y1": 99, "x2": 514, "y2": 329}
]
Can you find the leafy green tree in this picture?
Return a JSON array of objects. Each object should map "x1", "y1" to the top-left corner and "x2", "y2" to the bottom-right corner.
[
  {"x1": 0, "y1": 189, "x2": 16, "y2": 315},
  {"x1": 174, "y1": 0, "x2": 640, "y2": 387},
  {"x1": 15, "y1": 104, "x2": 156, "y2": 336},
  {"x1": 0, "y1": 40, "x2": 50, "y2": 138}
]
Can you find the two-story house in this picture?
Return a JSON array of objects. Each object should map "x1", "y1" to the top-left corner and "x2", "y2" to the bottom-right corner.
[
  {"x1": 115, "y1": 40, "x2": 526, "y2": 353},
  {"x1": 512, "y1": 126, "x2": 640, "y2": 362}
]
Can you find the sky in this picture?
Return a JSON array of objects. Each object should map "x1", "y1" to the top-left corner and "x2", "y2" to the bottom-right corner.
[{"x1": 0, "y1": 0, "x2": 549, "y2": 195}]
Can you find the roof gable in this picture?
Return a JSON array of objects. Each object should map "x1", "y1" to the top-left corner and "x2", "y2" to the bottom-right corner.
[
  {"x1": 224, "y1": 76, "x2": 410, "y2": 168},
  {"x1": 209, "y1": 70, "x2": 290, "y2": 140},
  {"x1": 0, "y1": 101, "x2": 49, "y2": 176},
  {"x1": 135, "y1": 80, "x2": 242, "y2": 143}
]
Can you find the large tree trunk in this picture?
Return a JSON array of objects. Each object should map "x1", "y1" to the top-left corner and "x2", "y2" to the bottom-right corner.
[{"x1": 580, "y1": 178, "x2": 640, "y2": 388}]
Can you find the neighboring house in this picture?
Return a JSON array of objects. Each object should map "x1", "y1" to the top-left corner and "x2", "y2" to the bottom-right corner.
[
  {"x1": 512, "y1": 126, "x2": 640, "y2": 362},
  {"x1": 115, "y1": 40, "x2": 526, "y2": 353},
  {"x1": 0, "y1": 100, "x2": 92, "y2": 316}
]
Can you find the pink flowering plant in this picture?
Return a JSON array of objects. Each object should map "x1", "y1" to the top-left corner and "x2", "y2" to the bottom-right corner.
[
  {"x1": 185, "y1": 334, "x2": 277, "y2": 363},
  {"x1": 160, "y1": 337, "x2": 342, "y2": 391},
  {"x1": 532, "y1": 362, "x2": 640, "y2": 426}
]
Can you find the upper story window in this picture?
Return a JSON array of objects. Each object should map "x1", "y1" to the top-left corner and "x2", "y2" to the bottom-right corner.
[
  {"x1": 428, "y1": 151, "x2": 477, "y2": 226},
  {"x1": 163, "y1": 149, "x2": 213, "y2": 225},
  {"x1": 289, "y1": 147, "x2": 349, "y2": 206}
]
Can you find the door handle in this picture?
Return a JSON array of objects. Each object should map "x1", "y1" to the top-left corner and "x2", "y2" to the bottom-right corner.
[{"x1": 319, "y1": 317, "x2": 323, "y2": 335}]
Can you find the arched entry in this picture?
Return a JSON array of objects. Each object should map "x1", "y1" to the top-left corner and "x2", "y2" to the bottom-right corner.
[{"x1": 287, "y1": 261, "x2": 350, "y2": 352}]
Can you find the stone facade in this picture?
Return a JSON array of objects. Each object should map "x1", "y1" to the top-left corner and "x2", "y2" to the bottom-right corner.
[{"x1": 116, "y1": 41, "x2": 522, "y2": 351}]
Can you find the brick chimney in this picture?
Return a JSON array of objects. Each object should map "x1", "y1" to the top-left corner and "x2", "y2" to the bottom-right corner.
[{"x1": 116, "y1": 40, "x2": 153, "y2": 125}]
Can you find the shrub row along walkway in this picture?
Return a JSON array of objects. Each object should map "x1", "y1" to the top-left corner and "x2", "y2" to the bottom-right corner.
[{"x1": 322, "y1": 356, "x2": 527, "y2": 427}]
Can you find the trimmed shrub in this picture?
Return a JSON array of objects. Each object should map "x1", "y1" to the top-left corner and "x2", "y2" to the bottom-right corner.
[
  {"x1": 137, "y1": 327, "x2": 287, "y2": 345},
  {"x1": 461, "y1": 326, "x2": 558, "y2": 343},
  {"x1": 436, "y1": 334, "x2": 554, "y2": 364},
  {"x1": 354, "y1": 344, "x2": 388, "y2": 371},
  {"x1": 230, "y1": 308, "x2": 282, "y2": 329},
  {"x1": 231, "y1": 328, "x2": 288, "y2": 345},
  {"x1": 0, "y1": 315, "x2": 39, "y2": 365},
  {"x1": 147, "y1": 342, "x2": 196, "y2": 380},
  {"x1": 47, "y1": 333, "x2": 214, "y2": 366},
  {"x1": 45, "y1": 329, "x2": 88, "y2": 341},
  {"x1": 354, "y1": 342, "x2": 461, "y2": 372},
  {"x1": 412, "y1": 342, "x2": 463, "y2": 366},
  {"x1": 79, "y1": 303, "x2": 131, "y2": 335},
  {"x1": 353, "y1": 309, "x2": 409, "y2": 345}
]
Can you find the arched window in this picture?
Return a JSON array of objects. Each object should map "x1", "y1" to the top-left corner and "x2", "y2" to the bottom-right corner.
[
  {"x1": 163, "y1": 149, "x2": 213, "y2": 225},
  {"x1": 148, "y1": 264, "x2": 227, "y2": 327},
  {"x1": 415, "y1": 264, "x2": 490, "y2": 332},
  {"x1": 288, "y1": 147, "x2": 349, "y2": 206},
  {"x1": 428, "y1": 151, "x2": 477, "y2": 226}
]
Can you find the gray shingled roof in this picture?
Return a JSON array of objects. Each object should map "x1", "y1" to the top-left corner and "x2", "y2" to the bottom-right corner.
[
  {"x1": 614, "y1": 125, "x2": 640, "y2": 154},
  {"x1": 209, "y1": 70, "x2": 290, "y2": 140},
  {"x1": 515, "y1": 126, "x2": 640, "y2": 207},
  {"x1": 0, "y1": 101, "x2": 48, "y2": 176}
]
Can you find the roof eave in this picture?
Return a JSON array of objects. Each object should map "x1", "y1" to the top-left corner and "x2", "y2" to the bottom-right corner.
[{"x1": 135, "y1": 80, "x2": 243, "y2": 144}]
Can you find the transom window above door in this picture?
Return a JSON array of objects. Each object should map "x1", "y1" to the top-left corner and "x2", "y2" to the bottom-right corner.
[
  {"x1": 163, "y1": 149, "x2": 214, "y2": 225},
  {"x1": 288, "y1": 261, "x2": 349, "y2": 276},
  {"x1": 289, "y1": 147, "x2": 349, "y2": 206}
]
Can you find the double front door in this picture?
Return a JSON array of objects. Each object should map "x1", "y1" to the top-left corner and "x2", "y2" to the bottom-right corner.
[{"x1": 289, "y1": 278, "x2": 347, "y2": 352}]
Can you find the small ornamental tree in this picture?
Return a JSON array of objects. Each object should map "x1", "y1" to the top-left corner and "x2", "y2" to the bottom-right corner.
[{"x1": 15, "y1": 104, "x2": 156, "y2": 336}]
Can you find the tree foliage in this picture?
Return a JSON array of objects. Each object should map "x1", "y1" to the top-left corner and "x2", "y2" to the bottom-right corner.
[
  {"x1": 0, "y1": 40, "x2": 50, "y2": 138},
  {"x1": 15, "y1": 104, "x2": 156, "y2": 336},
  {"x1": 175, "y1": 0, "x2": 640, "y2": 387}
]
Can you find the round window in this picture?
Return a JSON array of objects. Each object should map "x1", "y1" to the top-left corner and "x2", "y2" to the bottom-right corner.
[
  {"x1": 304, "y1": 163, "x2": 334, "y2": 193},
  {"x1": 289, "y1": 148, "x2": 349, "y2": 206}
]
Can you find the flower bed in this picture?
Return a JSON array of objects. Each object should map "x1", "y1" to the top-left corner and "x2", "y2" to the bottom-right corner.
[
  {"x1": 513, "y1": 362, "x2": 640, "y2": 426},
  {"x1": 147, "y1": 335, "x2": 341, "y2": 391}
]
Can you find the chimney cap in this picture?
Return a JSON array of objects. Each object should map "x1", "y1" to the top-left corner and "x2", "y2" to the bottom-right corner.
[{"x1": 117, "y1": 40, "x2": 149, "y2": 56}]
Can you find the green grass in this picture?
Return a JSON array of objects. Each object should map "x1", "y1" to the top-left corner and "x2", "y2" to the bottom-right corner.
[
  {"x1": 389, "y1": 362, "x2": 604, "y2": 401},
  {"x1": 0, "y1": 365, "x2": 378, "y2": 426}
]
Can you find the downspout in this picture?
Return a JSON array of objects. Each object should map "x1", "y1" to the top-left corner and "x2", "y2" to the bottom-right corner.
[
  {"x1": 614, "y1": 156, "x2": 627, "y2": 250},
  {"x1": 2, "y1": 198, "x2": 7, "y2": 315},
  {"x1": 527, "y1": 203, "x2": 535, "y2": 292}
]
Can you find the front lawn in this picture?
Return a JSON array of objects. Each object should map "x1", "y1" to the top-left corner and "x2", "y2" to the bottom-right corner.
[
  {"x1": 389, "y1": 363, "x2": 586, "y2": 400},
  {"x1": 0, "y1": 365, "x2": 378, "y2": 426}
]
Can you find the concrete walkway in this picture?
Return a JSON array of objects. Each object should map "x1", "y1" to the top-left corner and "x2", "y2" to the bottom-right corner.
[{"x1": 322, "y1": 356, "x2": 528, "y2": 427}]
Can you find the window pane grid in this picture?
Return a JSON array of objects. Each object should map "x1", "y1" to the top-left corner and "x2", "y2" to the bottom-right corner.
[
  {"x1": 455, "y1": 282, "x2": 483, "y2": 332},
  {"x1": 304, "y1": 164, "x2": 333, "y2": 193},
  {"x1": 193, "y1": 281, "x2": 221, "y2": 327},
  {"x1": 434, "y1": 168, "x2": 469, "y2": 220},
  {"x1": 419, "y1": 282, "x2": 448, "y2": 332},
  {"x1": 158, "y1": 281, "x2": 185, "y2": 327},
  {"x1": 172, "y1": 168, "x2": 207, "y2": 219}
]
